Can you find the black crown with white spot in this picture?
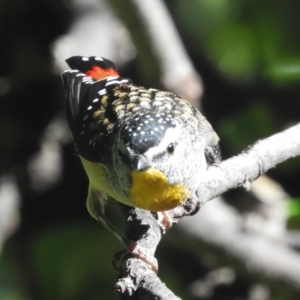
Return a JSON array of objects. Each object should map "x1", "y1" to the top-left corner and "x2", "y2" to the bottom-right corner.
[{"x1": 120, "y1": 111, "x2": 176, "y2": 154}]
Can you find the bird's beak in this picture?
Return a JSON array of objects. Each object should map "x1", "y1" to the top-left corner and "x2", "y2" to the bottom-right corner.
[{"x1": 131, "y1": 155, "x2": 151, "y2": 171}]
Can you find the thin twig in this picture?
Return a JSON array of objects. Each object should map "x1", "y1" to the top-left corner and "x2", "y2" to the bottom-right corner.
[
  {"x1": 130, "y1": 0, "x2": 204, "y2": 106},
  {"x1": 0, "y1": 176, "x2": 20, "y2": 254}
]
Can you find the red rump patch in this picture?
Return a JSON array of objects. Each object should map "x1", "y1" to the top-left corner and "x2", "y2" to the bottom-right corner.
[{"x1": 86, "y1": 66, "x2": 119, "y2": 80}]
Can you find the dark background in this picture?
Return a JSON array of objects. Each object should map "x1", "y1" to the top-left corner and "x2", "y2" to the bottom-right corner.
[{"x1": 0, "y1": 0, "x2": 300, "y2": 299}]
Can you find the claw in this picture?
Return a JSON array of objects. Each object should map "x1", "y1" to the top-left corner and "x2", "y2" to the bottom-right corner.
[
  {"x1": 112, "y1": 240, "x2": 158, "y2": 273},
  {"x1": 242, "y1": 177, "x2": 251, "y2": 191}
]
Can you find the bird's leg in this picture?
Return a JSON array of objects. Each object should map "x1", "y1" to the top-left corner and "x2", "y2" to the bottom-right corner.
[
  {"x1": 89, "y1": 190, "x2": 159, "y2": 271},
  {"x1": 96, "y1": 211, "x2": 158, "y2": 272},
  {"x1": 113, "y1": 206, "x2": 176, "y2": 273},
  {"x1": 205, "y1": 144, "x2": 222, "y2": 166}
]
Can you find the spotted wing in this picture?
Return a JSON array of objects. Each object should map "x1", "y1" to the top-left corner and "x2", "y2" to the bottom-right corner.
[{"x1": 62, "y1": 70, "x2": 132, "y2": 161}]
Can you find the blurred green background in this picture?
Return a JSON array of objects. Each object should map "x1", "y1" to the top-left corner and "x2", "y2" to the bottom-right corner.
[{"x1": 0, "y1": 0, "x2": 300, "y2": 299}]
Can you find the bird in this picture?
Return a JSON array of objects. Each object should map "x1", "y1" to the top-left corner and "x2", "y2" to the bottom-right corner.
[{"x1": 61, "y1": 56, "x2": 221, "y2": 244}]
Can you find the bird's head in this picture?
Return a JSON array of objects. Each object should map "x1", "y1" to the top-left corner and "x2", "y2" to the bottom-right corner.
[{"x1": 114, "y1": 111, "x2": 205, "y2": 211}]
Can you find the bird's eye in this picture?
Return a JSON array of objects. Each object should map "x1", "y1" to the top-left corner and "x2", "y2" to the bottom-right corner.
[{"x1": 166, "y1": 143, "x2": 175, "y2": 154}]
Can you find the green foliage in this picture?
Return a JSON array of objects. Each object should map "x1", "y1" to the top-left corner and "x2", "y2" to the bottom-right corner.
[
  {"x1": 218, "y1": 102, "x2": 275, "y2": 152},
  {"x1": 0, "y1": 248, "x2": 32, "y2": 300},
  {"x1": 287, "y1": 198, "x2": 300, "y2": 229},
  {"x1": 173, "y1": 0, "x2": 300, "y2": 84},
  {"x1": 29, "y1": 221, "x2": 118, "y2": 300},
  {"x1": 0, "y1": 290, "x2": 30, "y2": 300},
  {"x1": 0, "y1": 221, "x2": 121, "y2": 300},
  {"x1": 208, "y1": 23, "x2": 261, "y2": 81},
  {"x1": 265, "y1": 57, "x2": 300, "y2": 84}
]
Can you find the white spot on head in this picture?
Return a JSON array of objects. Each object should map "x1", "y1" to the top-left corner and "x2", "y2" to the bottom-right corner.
[
  {"x1": 82, "y1": 57, "x2": 89, "y2": 61},
  {"x1": 95, "y1": 57, "x2": 103, "y2": 61}
]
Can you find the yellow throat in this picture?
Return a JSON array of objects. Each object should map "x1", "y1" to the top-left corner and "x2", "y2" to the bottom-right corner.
[{"x1": 130, "y1": 168, "x2": 190, "y2": 211}]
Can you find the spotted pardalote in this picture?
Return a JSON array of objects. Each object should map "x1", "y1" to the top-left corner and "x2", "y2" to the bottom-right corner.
[{"x1": 62, "y1": 56, "x2": 221, "y2": 237}]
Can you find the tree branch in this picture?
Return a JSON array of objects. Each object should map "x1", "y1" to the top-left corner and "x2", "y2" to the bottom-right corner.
[
  {"x1": 109, "y1": 0, "x2": 203, "y2": 107},
  {"x1": 197, "y1": 122, "x2": 300, "y2": 207},
  {"x1": 0, "y1": 176, "x2": 20, "y2": 254},
  {"x1": 180, "y1": 197, "x2": 300, "y2": 293},
  {"x1": 129, "y1": 0, "x2": 204, "y2": 106},
  {"x1": 114, "y1": 122, "x2": 300, "y2": 299}
]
